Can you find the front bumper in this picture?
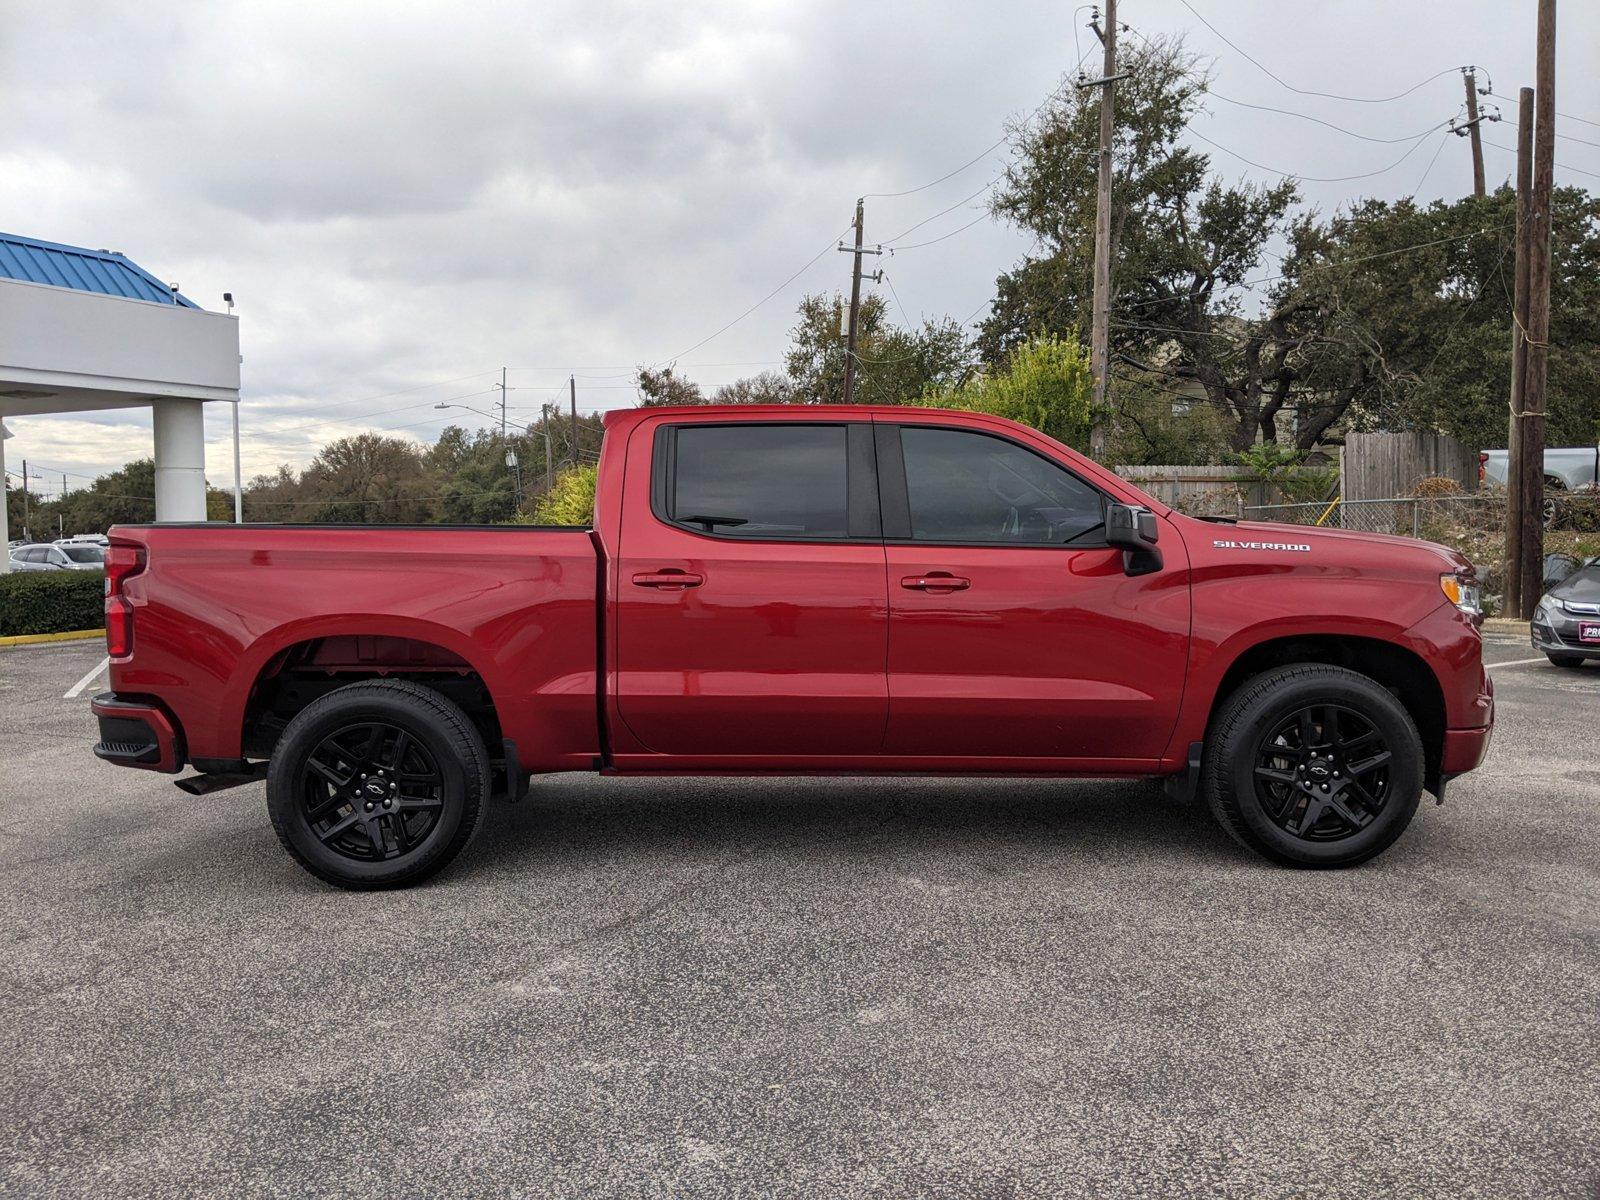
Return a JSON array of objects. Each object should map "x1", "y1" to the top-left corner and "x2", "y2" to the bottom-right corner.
[
  {"x1": 1531, "y1": 612, "x2": 1600, "y2": 660},
  {"x1": 90, "y1": 693, "x2": 184, "y2": 774}
]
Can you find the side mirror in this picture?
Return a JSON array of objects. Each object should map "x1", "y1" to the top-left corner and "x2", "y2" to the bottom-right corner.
[{"x1": 1105, "y1": 503, "x2": 1163, "y2": 576}]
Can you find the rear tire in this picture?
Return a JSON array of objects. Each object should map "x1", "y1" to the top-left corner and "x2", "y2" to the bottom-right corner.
[
  {"x1": 1546, "y1": 653, "x2": 1585, "y2": 668},
  {"x1": 267, "y1": 680, "x2": 490, "y2": 889},
  {"x1": 1200, "y1": 665, "x2": 1423, "y2": 869}
]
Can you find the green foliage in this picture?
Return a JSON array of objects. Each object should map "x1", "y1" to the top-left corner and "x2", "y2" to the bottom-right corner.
[
  {"x1": 787, "y1": 293, "x2": 970, "y2": 405},
  {"x1": 1106, "y1": 377, "x2": 1235, "y2": 465},
  {"x1": 525, "y1": 465, "x2": 597, "y2": 527},
  {"x1": 0, "y1": 570, "x2": 105, "y2": 636},
  {"x1": 918, "y1": 335, "x2": 1094, "y2": 450},
  {"x1": 1232, "y1": 443, "x2": 1336, "y2": 504}
]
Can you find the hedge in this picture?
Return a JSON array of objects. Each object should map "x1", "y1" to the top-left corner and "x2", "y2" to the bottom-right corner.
[{"x1": 0, "y1": 570, "x2": 105, "y2": 637}]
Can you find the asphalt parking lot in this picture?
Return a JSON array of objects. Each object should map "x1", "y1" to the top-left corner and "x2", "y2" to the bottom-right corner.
[{"x1": 1, "y1": 636, "x2": 1596, "y2": 1199}]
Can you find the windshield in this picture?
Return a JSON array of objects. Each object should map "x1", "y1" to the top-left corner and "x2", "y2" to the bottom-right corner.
[{"x1": 62, "y1": 546, "x2": 104, "y2": 563}]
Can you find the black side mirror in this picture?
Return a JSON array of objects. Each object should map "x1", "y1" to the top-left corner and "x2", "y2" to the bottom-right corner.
[{"x1": 1105, "y1": 503, "x2": 1163, "y2": 576}]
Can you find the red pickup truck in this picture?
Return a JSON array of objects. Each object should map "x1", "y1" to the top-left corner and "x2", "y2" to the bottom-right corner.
[{"x1": 91, "y1": 405, "x2": 1492, "y2": 888}]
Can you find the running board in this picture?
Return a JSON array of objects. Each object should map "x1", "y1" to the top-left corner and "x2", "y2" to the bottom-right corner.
[{"x1": 174, "y1": 762, "x2": 269, "y2": 795}]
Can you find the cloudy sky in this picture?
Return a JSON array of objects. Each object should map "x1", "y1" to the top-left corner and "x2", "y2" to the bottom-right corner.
[{"x1": 2, "y1": 0, "x2": 1597, "y2": 492}]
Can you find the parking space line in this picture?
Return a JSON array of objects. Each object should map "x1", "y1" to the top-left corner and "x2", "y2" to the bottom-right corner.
[
  {"x1": 1485, "y1": 657, "x2": 1549, "y2": 670},
  {"x1": 63, "y1": 655, "x2": 110, "y2": 700}
]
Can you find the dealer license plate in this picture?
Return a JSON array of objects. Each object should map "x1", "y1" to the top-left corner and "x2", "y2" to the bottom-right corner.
[{"x1": 1580, "y1": 622, "x2": 1600, "y2": 644}]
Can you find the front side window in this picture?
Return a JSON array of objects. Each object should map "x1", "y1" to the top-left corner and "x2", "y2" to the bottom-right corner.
[
  {"x1": 669, "y1": 424, "x2": 850, "y2": 539},
  {"x1": 899, "y1": 426, "x2": 1105, "y2": 544}
]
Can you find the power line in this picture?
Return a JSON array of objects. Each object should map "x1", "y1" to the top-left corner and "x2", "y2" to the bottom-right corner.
[
  {"x1": 1206, "y1": 89, "x2": 1464, "y2": 145},
  {"x1": 1176, "y1": 0, "x2": 1461, "y2": 105},
  {"x1": 658, "y1": 226, "x2": 850, "y2": 363},
  {"x1": 1187, "y1": 122, "x2": 1448, "y2": 183},
  {"x1": 884, "y1": 177, "x2": 1001, "y2": 245},
  {"x1": 889, "y1": 211, "x2": 993, "y2": 251},
  {"x1": 1482, "y1": 138, "x2": 1600, "y2": 180}
]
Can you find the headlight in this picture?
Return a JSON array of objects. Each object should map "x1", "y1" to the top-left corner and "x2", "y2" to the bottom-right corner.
[
  {"x1": 1440, "y1": 573, "x2": 1482, "y2": 618},
  {"x1": 1534, "y1": 598, "x2": 1553, "y2": 623}
]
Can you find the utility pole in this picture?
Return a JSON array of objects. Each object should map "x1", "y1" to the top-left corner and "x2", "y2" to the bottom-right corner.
[
  {"x1": 1080, "y1": 0, "x2": 1125, "y2": 461},
  {"x1": 1504, "y1": 85, "x2": 1534, "y2": 620},
  {"x1": 1462, "y1": 69, "x2": 1487, "y2": 197},
  {"x1": 1515, "y1": 0, "x2": 1557, "y2": 618},
  {"x1": 837, "y1": 199, "x2": 882, "y2": 405},
  {"x1": 497, "y1": 366, "x2": 521, "y2": 503},
  {"x1": 569, "y1": 375, "x2": 580, "y2": 468},
  {"x1": 20, "y1": 458, "x2": 30, "y2": 539},
  {"x1": 543, "y1": 406, "x2": 554, "y2": 494}
]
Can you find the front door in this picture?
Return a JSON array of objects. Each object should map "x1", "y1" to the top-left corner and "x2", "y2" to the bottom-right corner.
[
  {"x1": 614, "y1": 418, "x2": 889, "y2": 758},
  {"x1": 878, "y1": 421, "x2": 1190, "y2": 766}
]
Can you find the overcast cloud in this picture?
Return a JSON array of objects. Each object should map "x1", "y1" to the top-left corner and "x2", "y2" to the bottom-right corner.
[{"x1": 1, "y1": 0, "x2": 1596, "y2": 490}]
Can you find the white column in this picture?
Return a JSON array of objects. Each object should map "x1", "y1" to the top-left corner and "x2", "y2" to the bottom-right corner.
[
  {"x1": 152, "y1": 398, "x2": 207, "y2": 522},
  {"x1": 0, "y1": 419, "x2": 10, "y2": 572}
]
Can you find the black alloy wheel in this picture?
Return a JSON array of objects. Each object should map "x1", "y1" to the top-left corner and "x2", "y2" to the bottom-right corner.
[
  {"x1": 267, "y1": 680, "x2": 489, "y2": 889},
  {"x1": 1251, "y1": 704, "x2": 1392, "y2": 843},
  {"x1": 1199, "y1": 664, "x2": 1424, "y2": 869},
  {"x1": 302, "y1": 722, "x2": 445, "y2": 862}
]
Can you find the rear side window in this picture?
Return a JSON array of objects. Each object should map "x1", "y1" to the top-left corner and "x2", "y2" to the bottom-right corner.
[
  {"x1": 899, "y1": 426, "x2": 1106, "y2": 544},
  {"x1": 668, "y1": 424, "x2": 850, "y2": 539}
]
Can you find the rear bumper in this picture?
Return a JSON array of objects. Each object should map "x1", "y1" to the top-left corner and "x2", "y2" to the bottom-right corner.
[{"x1": 90, "y1": 692, "x2": 184, "y2": 774}]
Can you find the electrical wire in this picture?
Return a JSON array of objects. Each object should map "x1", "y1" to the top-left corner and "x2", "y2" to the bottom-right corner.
[
  {"x1": 1206, "y1": 90, "x2": 1464, "y2": 145},
  {"x1": 1176, "y1": 0, "x2": 1462, "y2": 105},
  {"x1": 889, "y1": 211, "x2": 993, "y2": 251},
  {"x1": 658, "y1": 226, "x2": 850, "y2": 363},
  {"x1": 883, "y1": 177, "x2": 1002, "y2": 245},
  {"x1": 1481, "y1": 139, "x2": 1600, "y2": 181},
  {"x1": 1187, "y1": 123, "x2": 1447, "y2": 183}
]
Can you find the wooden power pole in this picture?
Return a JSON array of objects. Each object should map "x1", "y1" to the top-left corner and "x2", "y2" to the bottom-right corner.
[
  {"x1": 1504, "y1": 85, "x2": 1535, "y2": 619},
  {"x1": 1087, "y1": 0, "x2": 1119, "y2": 461},
  {"x1": 1463, "y1": 69, "x2": 1487, "y2": 197},
  {"x1": 1516, "y1": 0, "x2": 1557, "y2": 618},
  {"x1": 838, "y1": 199, "x2": 881, "y2": 406},
  {"x1": 569, "y1": 375, "x2": 580, "y2": 468}
]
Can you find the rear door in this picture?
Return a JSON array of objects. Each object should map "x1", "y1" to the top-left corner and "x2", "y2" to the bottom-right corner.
[
  {"x1": 877, "y1": 420, "x2": 1190, "y2": 765},
  {"x1": 614, "y1": 418, "x2": 889, "y2": 757}
]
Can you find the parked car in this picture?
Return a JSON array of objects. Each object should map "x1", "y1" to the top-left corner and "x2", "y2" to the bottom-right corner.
[
  {"x1": 89, "y1": 404, "x2": 1493, "y2": 888},
  {"x1": 1532, "y1": 557, "x2": 1600, "y2": 667},
  {"x1": 55, "y1": 534, "x2": 109, "y2": 548},
  {"x1": 9, "y1": 543, "x2": 104, "y2": 571}
]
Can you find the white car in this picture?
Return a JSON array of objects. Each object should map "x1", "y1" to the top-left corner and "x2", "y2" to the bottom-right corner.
[
  {"x1": 8, "y1": 543, "x2": 104, "y2": 571},
  {"x1": 1481, "y1": 446, "x2": 1600, "y2": 491}
]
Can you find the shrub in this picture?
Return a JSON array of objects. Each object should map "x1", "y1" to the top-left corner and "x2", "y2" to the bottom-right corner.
[
  {"x1": 523, "y1": 465, "x2": 598, "y2": 527},
  {"x1": 0, "y1": 570, "x2": 105, "y2": 637},
  {"x1": 917, "y1": 335, "x2": 1095, "y2": 450}
]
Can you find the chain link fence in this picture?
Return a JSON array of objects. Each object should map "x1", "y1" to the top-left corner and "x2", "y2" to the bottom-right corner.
[{"x1": 1240, "y1": 492, "x2": 1600, "y2": 539}]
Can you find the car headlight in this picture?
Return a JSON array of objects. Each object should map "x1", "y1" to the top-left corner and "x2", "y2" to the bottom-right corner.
[
  {"x1": 1534, "y1": 598, "x2": 1553, "y2": 623},
  {"x1": 1440, "y1": 573, "x2": 1482, "y2": 618}
]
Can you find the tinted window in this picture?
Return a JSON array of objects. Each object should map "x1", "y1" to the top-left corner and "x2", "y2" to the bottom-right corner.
[
  {"x1": 62, "y1": 546, "x2": 104, "y2": 564},
  {"x1": 20, "y1": 547, "x2": 44, "y2": 563},
  {"x1": 672, "y1": 425, "x2": 849, "y2": 538},
  {"x1": 899, "y1": 427, "x2": 1105, "y2": 544}
]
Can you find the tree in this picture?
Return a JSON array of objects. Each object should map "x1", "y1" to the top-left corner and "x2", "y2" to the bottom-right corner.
[
  {"x1": 710, "y1": 371, "x2": 796, "y2": 405},
  {"x1": 636, "y1": 365, "x2": 706, "y2": 406},
  {"x1": 982, "y1": 34, "x2": 1343, "y2": 453},
  {"x1": 526, "y1": 465, "x2": 597, "y2": 526},
  {"x1": 919, "y1": 335, "x2": 1094, "y2": 450},
  {"x1": 786, "y1": 293, "x2": 969, "y2": 405}
]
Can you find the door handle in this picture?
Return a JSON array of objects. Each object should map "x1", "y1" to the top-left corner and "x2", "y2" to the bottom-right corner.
[
  {"x1": 632, "y1": 570, "x2": 704, "y2": 589},
  {"x1": 900, "y1": 573, "x2": 970, "y2": 592}
]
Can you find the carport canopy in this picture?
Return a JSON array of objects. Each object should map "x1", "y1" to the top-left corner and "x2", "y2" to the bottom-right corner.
[{"x1": 0, "y1": 233, "x2": 241, "y2": 570}]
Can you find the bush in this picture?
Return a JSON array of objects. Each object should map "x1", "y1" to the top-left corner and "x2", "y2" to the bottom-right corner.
[
  {"x1": 917, "y1": 335, "x2": 1095, "y2": 450},
  {"x1": 523, "y1": 465, "x2": 598, "y2": 527},
  {"x1": 0, "y1": 570, "x2": 105, "y2": 637}
]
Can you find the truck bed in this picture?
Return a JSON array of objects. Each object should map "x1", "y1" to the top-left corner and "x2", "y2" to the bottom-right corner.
[{"x1": 107, "y1": 523, "x2": 602, "y2": 772}]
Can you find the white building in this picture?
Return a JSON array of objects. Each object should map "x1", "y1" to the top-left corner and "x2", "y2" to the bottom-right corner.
[{"x1": 0, "y1": 232, "x2": 240, "y2": 570}]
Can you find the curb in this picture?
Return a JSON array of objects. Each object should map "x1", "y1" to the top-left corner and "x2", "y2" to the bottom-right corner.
[
  {"x1": 1481, "y1": 617, "x2": 1530, "y2": 633},
  {"x1": 0, "y1": 628, "x2": 106, "y2": 648}
]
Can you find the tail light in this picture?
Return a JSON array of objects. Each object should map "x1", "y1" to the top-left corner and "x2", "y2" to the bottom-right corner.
[{"x1": 105, "y1": 542, "x2": 146, "y2": 659}]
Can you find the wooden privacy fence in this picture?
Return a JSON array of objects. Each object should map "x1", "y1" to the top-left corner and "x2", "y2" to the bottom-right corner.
[
  {"x1": 1340, "y1": 431, "x2": 1478, "y2": 500},
  {"x1": 1114, "y1": 466, "x2": 1277, "y2": 511}
]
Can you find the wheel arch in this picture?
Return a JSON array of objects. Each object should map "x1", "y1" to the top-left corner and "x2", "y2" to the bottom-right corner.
[
  {"x1": 233, "y1": 619, "x2": 508, "y2": 761},
  {"x1": 1202, "y1": 633, "x2": 1447, "y2": 794}
]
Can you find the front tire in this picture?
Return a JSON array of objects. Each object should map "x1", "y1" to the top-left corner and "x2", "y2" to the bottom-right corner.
[
  {"x1": 267, "y1": 680, "x2": 490, "y2": 889},
  {"x1": 1201, "y1": 665, "x2": 1423, "y2": 869}
]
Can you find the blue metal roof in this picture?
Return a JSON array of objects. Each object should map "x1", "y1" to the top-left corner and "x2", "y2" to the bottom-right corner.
[{"x1": 0, "y1": 231, "x2": 199, "y2": 308}]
